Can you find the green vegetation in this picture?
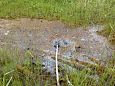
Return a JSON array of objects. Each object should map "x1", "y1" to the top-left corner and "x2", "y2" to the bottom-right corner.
[
  {"x1": 0, "y1": 49, "x2": 115, "y2": 86},
  {"x1": 0, "y1": 0, "x2": 114, "y2": 25},
  {"x1": 0, "y1": 48, "x2": 56, "y2": 86}
]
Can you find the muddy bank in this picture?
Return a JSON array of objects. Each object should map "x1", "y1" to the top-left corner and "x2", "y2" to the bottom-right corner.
[{"x1": 0, "y1": 18, "x2": 114, "y2": 73}]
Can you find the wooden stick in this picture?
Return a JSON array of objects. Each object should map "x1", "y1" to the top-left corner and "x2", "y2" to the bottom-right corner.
[{"x1": 55, "y1": 45, "x2": 60, "y2": 86}]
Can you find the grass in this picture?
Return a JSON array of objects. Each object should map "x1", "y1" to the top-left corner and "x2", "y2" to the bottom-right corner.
[
  {"x1": 0, "y1": 48, "x2": 55, "y2": 86},
  {"x1": 0, "y1": 0, "x2": 114, "y2": 25},
  {"x1": 0, "y1": 48, "x2": 115, "y2": 86},
  {"x1": 98, "y1": 20, "x2": 115, "y2": 44}
]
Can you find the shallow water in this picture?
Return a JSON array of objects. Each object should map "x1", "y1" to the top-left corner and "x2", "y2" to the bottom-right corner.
[{"x1": 0, "y1": 19, "x2": 114, "y2": 73}]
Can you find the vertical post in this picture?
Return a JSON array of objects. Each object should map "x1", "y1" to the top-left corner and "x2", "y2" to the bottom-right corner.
[{"x1": 55, "y1": 45, "x2": 60, "y2": 86}]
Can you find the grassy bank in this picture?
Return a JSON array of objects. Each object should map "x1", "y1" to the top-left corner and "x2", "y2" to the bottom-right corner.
[{"x1": 0, "y1": 48, "x2": 115, "y2": 86}]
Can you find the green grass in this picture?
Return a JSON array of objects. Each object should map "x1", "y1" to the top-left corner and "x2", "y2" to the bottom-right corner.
[
  {"x1": 0, "y1": 0, "x2": 114, "y2": 25},
  {"x1": 0, "y1": 48, "x2": 53, "y2": 86},
  {"x1": 0, "y1": 48, "x2": 115, "y2": 86}
]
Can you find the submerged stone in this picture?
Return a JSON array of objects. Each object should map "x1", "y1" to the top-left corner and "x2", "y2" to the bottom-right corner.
[
  {"x1": 52, "y1": 38, "x2": 73, "y2": 47},
  {"x1": 63, "y1": 50, "x2": 73, "y2": 59}
]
